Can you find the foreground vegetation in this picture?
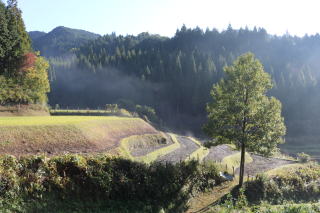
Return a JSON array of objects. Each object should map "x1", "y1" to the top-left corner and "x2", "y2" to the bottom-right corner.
[
  {"x1": 0, "y1": 154, "x2": 222, "y2": 213},
  {"x1": 0, "y1": 153, "x2": 317, "y2": 213},
  {"x1": 209, "y1": 203, "x2": 320, "y2": 213},
  {"x1": 187, "y1": 162, "x2": 320, "y2": 213},
  {"x1": 244, "y1": 162, "x2": 320, "y2": 204}
]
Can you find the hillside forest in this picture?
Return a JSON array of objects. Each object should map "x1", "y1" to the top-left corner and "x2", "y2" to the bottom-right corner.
[{"x1": 29, "y1": 25, "x2": 320, "y2": 156}]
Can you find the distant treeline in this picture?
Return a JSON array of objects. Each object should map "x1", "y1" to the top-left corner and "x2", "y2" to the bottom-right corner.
[{"x1": 38, "y1": 25, "x2": 320, "y2": 147}]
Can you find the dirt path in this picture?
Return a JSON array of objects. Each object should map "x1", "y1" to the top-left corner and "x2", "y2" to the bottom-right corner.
[{"x1": 157, "y1": 136, "x2": 199, "y2": 163}]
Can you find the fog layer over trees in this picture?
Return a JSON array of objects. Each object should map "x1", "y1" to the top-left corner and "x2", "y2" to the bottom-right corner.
[{"x1": 30, "y1": 25, "x2": 320, "y2": 155}]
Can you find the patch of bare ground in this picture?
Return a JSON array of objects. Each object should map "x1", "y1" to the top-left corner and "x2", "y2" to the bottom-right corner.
[
  {"x1": 204, "y1": 144, "x2": 238, "y2": 162},
  {"x1": 203, "y1": 144, "x2": 294, "y2": 176},
  {"x1": 235, "y1": 154, "x2": 294, "y2": 177},
  {"x1": 157, "y1": 136, "x2": 199, "y2": 163}
]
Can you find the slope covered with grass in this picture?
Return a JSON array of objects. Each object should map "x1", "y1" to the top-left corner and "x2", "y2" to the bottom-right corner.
[{"x1": 0, "y1": 116, "x2": 157, "y2": 156}]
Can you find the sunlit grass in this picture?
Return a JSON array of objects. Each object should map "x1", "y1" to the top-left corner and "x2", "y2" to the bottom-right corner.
[
  {"x1": 0, "y1": 116, "x2": 134, "y2": 126},
  {"x1": 0, "y1": 116, "x2": 157, "y2": 155},
  {"x1": 186, "y1": 137, "x2": 209, "y2": 162},
  {"x1": 221, "y1": 152, "x2": 253, "y2": 173},
  {"x1": 119, "y1": 133, "x2": 181, "y2": 163},
  {"x1": 50, "y1": 109, "x2": 112, "y2": 113},
  {"x1": 266, "y1": 163, "x2": 305, "y2": 176}
]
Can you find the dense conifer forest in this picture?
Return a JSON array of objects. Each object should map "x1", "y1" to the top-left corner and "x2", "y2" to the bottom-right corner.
[{"x1": 30, "y1": 25, "x2": 320, "y2": 154}]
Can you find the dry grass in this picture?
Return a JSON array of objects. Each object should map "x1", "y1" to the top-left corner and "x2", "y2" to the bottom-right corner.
[
  {"x1": 121, "y1": 133, "x2": 168, "y2": 152},
  {"x1": 0, "y1": 116, "x2": 157, "y2": 156},
  {"x1": 186, "y1": 137, "x2": 210, "y2": 162},
  {"x1": 186, "y1": 180, "x2": 238, "y2": 213},
  {"x1": 50, "y1": 109, "x2": 133, "y2": 117},
  {"x1": 265, "y1": 163, "x2": 305, "y2": 176},
  {"x1": 221, "y1": 152, "x2": 253, "y2": 173},
  {"x1": 119, "y1": 133, "x2": 181, "y2": 163},
  {"x1": 0, "y1": 116, "x2": 130, "y2": 126}
]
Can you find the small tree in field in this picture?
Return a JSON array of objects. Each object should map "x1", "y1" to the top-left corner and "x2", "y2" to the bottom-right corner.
[{"x1": 204, "y1": 53, "x2": 286, "y2": 186}]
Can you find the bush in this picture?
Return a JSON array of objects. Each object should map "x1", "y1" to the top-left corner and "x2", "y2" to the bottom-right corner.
[
  {"x1": 243, "y1": 163, "x2": 320, "y2": 204},
  {"x1": 0, "y1": 154, "x2": 222, "y2": 212},
  {"x1": 297, "y1": 152, "x2": 311, "y2": 163},
  {"x1": 105, "y1": 104, "x2": 119, "y2": 113},
  {"x1": 209, "y1": 203, "x2": 320, "y2": 213}
]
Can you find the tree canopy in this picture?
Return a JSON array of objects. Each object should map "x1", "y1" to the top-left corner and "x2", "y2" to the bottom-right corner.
[
  {"x1": 0, "y1": 0, "x2": 50, "y2": 105},
  {"x1": 204, "y1": 53, "x2": 286, "y2": 185}
]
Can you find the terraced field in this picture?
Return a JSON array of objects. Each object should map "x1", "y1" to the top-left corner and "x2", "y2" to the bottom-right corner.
[
  {"x1": 235, "y1": 154, "x2": 294, "y2": 177},
  {"x1": 203, "y1": 144, "x2": 294, "y2": 176},
  {"x1": 204, "y1": 144, "x2": 238, "y2": 162},
  {"x1": 120, "y1": 133, "x2": 294, "y2": 179},
  {"x1": 157, "y1": 136, "x2": 199, "y2": 163},
  {"x1": 0, "y1": 116, "x2": 158, "y2": 156},
  {"x1": 0, "y1": 115, "x2": 296, "y2": 176},
  {"x1": 0, "y1": 115, "x2": 303, "y2": 213},
  {"x1": 128, "y1": 134, "x2": 174, "y2": 157}
]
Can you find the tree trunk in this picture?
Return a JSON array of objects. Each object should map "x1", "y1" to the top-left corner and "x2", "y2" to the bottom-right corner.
[{"x1": 239, "y1": 142, "x2": 246, "y2": 187}]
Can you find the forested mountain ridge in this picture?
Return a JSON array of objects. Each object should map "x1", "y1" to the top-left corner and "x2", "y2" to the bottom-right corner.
[
  {"x1": 29, "y1": 26, "x2": 100, "y2": 57},
  {"x1": 28, "y1": 31, "x2": 46, "y2": 41},
  {"x1": 31, "y1": 25, "x2": 320, "y2": 157}
]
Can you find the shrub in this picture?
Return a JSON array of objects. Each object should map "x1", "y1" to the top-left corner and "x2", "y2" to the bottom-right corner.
[
  {"x1": 0, "y1": 154, "x2": 222, "y2": 212},
  {"x1": 297, "y1": 152, "x2": 311, "y2": 163},
  {"x1": 243, "y1": 163, "x2": 320, "y2": 204}
]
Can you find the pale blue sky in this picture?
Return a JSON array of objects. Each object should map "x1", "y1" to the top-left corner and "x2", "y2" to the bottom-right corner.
[{"x1": 18, "y1": 0, "x2": 320, "y2": 37}]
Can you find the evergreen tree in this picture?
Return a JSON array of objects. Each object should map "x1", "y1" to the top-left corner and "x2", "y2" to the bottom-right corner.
[
  {"x1": 0, "y1": 0, "x2": 50, "y2": 105},
  {"x1": 0, "y1": 1, "x2": 9, "y2": 59}
]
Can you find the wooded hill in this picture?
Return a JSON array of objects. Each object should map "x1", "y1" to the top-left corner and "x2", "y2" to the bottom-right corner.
[
  {"x1": 30, "y1": 25, "x2": 320, "y2": 156},
  {"x1": 30, "y1": 26, "x2": 100, "y2": 57}
]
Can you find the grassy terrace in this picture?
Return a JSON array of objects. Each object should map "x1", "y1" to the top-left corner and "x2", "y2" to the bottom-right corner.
[
  {"x1": 119, "y1": 133, "x2": 181, "y2": 163},
  {"x1": 186, "y1": 137, "x2": 210, "y2": 162},
  {"x1": 220, "y1": 152, "x2": 253, "y2": 174},
  {"x1": 0, "y1": 116, "x2": 130, "y2": 126},
  {"x1": 49, "y1": 109, "x2": 132, "y2": 117},
  {"x1": 0, "y1": 116, "x2": 158, "y2": 156}
]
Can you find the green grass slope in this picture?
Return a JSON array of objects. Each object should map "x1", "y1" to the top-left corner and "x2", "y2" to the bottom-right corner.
[{"x1": 0, "y1": 116, "x2": 158, "y2": 156}]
